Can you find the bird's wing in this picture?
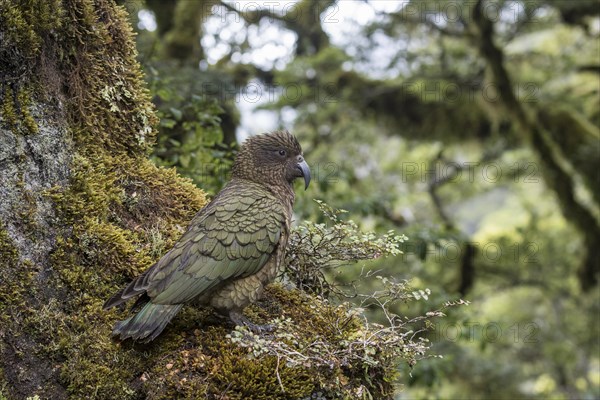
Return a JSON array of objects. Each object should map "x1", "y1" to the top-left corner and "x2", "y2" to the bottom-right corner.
[{"x1": 141, "y1": 184, "x2": 285, "y2": 305}]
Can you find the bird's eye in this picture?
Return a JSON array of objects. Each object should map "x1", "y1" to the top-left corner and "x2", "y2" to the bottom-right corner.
[{"x1": 278, "y1": 149, "x2": 286, "y2": 157}]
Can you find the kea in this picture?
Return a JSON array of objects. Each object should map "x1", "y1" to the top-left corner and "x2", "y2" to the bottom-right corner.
[{"x1": 103, "y1": 131, "x2": 310, "y2": 342}]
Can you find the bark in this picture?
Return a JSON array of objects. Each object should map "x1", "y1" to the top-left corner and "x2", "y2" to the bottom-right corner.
[{"x1": 0, "y1": 103, "x2": 72, "y2": 399}]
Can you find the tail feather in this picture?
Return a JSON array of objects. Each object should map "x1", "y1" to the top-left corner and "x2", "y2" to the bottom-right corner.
[
  {"x1": 112, "y1": 302, "x2": 183, "y2": 342},
  {"x1": 103, "y1": 270, "x2": 152, "y2": 310}
]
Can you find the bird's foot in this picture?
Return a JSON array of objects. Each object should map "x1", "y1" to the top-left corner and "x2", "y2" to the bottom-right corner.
[{"x1": 229, "y1": 310, "x2": 275, "y2": 333}]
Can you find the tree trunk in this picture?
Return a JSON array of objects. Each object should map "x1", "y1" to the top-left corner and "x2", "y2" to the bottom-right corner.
[{"x1": 0, "y1": 1, "x2": 205, "y2": 397}]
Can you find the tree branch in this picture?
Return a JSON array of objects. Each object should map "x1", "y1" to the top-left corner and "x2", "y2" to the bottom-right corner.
[
  {"x1": 426, "y1": 146, "x2": 504, "y2": 296},
  {"x1": 471, "y1": 0, "x2": 600, "y2": 290},
  {"x1": 218, "y1": 0, "x2": 286, "y2": 25}
]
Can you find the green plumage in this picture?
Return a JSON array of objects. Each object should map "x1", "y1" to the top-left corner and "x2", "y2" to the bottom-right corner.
[{"x1": 103, "y1": 131, "x2": 310, "y2": 342}]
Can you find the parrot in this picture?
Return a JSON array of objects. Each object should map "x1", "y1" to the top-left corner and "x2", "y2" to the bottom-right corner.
[{"x1": 103, "y1": 130, "x2": 310, "y2": 342}]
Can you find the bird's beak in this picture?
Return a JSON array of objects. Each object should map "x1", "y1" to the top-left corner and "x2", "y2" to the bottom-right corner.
[{"x1": 297, "y1": 159, "x2": 311, "y2": 190}]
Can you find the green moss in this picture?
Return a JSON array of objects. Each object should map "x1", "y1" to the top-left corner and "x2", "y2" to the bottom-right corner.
[
  {"x1": 144, "y1": 325, "x2": 311, "y2": 399},
  {"x1": 0, "y1": 227, "x2": 24, "y2": 330},
  {"x1": 0, "y1": 0, "x2": 58, "y2": 134},
  {"x1": 43, "y1": 150, "x2": 207, "y2": 398},
  {"x1": 0, "y1": 227, "x2": 18, "y2": 267},
  {"x1": 0, "y1": 226, "x2": 31, "y2": 313},
  {"x1": 0, "y1": 87, "x2": 18, "y2": 128},
  {"x1": 2, "y1": 1, "x2": 207, "y2": 397},
  {"x1": 0, "y1": 1, "x2": 45, "y2": 61},
  {"x1": 0, "y1": 85, "x2": 39, "y2": 134},
  {"x1": 140, "y1": 285, "x2": 396, "y2": 399},
  {"x1": 0, "y1": 228, "x2": 40, "y2": 396},
  {"x1": 17, "y1": 87, "x2": 39, "y2": 134}
]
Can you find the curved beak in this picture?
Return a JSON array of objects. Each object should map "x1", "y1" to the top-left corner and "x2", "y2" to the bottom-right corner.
[{"x1": 297, "y1": 159, "x2": 311, "y2": 190}]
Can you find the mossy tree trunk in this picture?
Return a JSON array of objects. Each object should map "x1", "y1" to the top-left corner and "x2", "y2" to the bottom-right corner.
[
  {"x1": 0, "y1": 2, "x2": 403, "y2": 399},
  {"x1": 0, "y1": 0, "x2": 207, "y2": 398}
]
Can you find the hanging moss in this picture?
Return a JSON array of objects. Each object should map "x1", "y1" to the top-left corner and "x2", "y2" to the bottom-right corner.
[
  {"x1": 0, "y1": 85, "x2": 39, "y2": 134},
  {"x1": 0, "y1": 0, "x2": 58, "y2": 134}
]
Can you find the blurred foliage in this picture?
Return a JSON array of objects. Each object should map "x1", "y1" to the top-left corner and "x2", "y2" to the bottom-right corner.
[
  {"x1": 127, "y1": 0, "x2": 600, "y2": 398},
  {"x1": 146, "y1": 66, "x2": 235, "y2": 194}
]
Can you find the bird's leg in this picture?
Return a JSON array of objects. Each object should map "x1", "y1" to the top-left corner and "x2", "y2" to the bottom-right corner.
[
  {"x1": 229, "y1": 310, "x2": 275, "y2": 333},
  {"x1": 203, "y1": 309, "x2": 230, "y2": 326}
]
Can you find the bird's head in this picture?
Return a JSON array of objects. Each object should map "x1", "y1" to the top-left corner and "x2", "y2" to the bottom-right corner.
[{"x1": 232, "y1": 130, "x2": 311, "y2": 191}]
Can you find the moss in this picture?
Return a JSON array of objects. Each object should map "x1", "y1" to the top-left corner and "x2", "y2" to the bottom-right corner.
[
  {"x1": 0, "y1": 227, "x2": 39, "y2": 396},
  {"x1": 144, "y1": 325, "x2": 313, "y2": 399},
  {"x1": 55, "y1": 0, "x2": 157, "y2": 153},
  {"x1": 42, "y1": 149, "x2": 206, "y2": 398},
  {"x1": 0, "y1": 87, "x2": 18, "y2": 128},
  {"x1": 0, "y1": 227, "x2": 19, "y2": 267},
  {"x1": 17, "y1": 87, "x2": 39, "y2": 134},
  {"x1": 0, "y1": 0, "x2": 56, "y2": 135},
  {"x1": 0, "y1": 227, "x2": 24, "y2": 334},
  {"x1": 141, "y1": 285, "x2": 395, "y2": 399},
  {"x1": 0, "y1": 86, "x2": 38, "y2": 134},
  {"x1": 2, "y1": 1, "x2": 206, "y2": 398},
  {"x1": 0, "y1": 226, "x2": 30, "y2": 313}
]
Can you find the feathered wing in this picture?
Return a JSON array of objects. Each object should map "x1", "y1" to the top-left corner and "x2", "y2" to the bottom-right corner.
[{"x1": 103, "y1": 180, "x2": 285, "y2": 341}]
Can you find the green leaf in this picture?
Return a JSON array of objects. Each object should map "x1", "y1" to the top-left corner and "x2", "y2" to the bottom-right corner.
[
  {"x1": 169, "y1": 107, "x2": 183, "y2": 121},
  {"x1": 179, "y1": 154, "x2": 191, "y2": 168},
  {"x1": 156, "y1": 88, "x2": 172, "y2": 100},
  {"x1": 160, "y1": 118, "x2": 177, "y2": 128}
]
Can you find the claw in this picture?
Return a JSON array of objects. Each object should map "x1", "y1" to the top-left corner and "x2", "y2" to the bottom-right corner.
[{"x1": 229, "y1": 310, "x2": 275, "y2": 333}]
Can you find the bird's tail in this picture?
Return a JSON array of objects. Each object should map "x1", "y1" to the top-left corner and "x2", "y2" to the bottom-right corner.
[{"x1": 112, "y1": 303, "x2": 183, "y2": 342}]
